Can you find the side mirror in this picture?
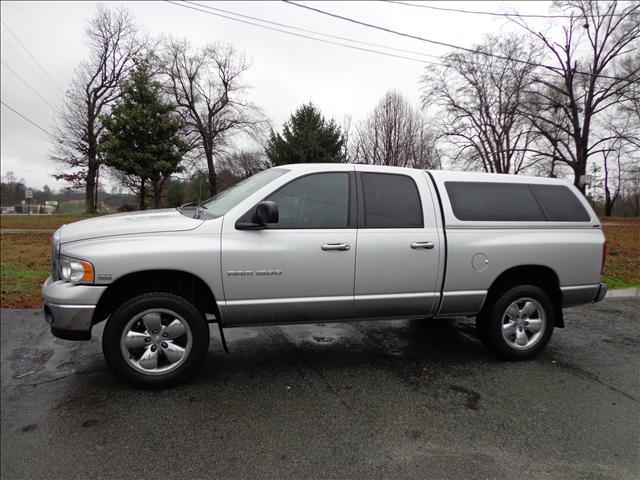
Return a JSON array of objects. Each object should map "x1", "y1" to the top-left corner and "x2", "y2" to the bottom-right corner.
[
  {"x1": 253, "y1": 201, "x2": 279, "y2": 225},
  {"x1": 236, "y1": 201, "x2": 279, "y2": 230}
]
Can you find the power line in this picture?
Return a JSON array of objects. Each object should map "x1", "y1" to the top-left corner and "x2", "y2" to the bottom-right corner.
[
  {"x1": 166, "y1": 1, "x2": 431, "y2": 64},
  {"x1": 170, "y1": 1, "x2": 549, "y2": 78},
  {"x1": 1, "y1": 59, "x2": 60, "y2": 113},
  {"x1": 184, "y1": 0, "x2": 444, "y2": 61},
  {"x1": 1, "y1": 34, "x2": 61, "y2": 97},
  {"x1": 0, "y1": 100, "x2": 56, "y2": 139},
  {"x1": 1, "y1": 18, "x2": 65, "y2": 94},
  {"x1": 283, "y1": 0, "x2": 633, "y2": 81},
  {"x1": 383, "y1": 0, "x2": 629, "y2": 19}
]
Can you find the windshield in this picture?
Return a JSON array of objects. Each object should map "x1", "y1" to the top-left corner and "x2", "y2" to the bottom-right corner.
[{"x1": 199, "y1": 168, "x2": 288, "y2": 219}]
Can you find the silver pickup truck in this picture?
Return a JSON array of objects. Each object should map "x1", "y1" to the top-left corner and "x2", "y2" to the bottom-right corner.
[{"x1": 42, "y1": 164, "x2": 607, "y2": 387}]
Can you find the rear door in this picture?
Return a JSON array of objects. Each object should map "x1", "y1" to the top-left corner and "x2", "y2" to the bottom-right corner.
[{"x1": 353, "y1": 167, "x2": 442, "y2": 319}]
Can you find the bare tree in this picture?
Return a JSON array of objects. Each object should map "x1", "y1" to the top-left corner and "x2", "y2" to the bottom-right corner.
[
  {"x1": 217, "y1": 149, "x2": 271, "y2": 179},
  {"x1": 619, "y1": 54, "x2": 640, "y2": 148},
  {"x1": 340, "y1": 114, "x2": 353, "y2": 162},
  {"x1": 598, "y1": 103, "x2": 637, "y2": 215},
  {"x1": 422, "y1": 34, "x2": 541, "y2": 174},
  {"x1": 516, "y1": 0, "x2": 640, "y2": 193},
  {"x1": 620, "y1": 163, "x2": 640, "y2": 216},
  {"x1": 160, "y1": 39, "x2": 265, "y2": 196},
  {"x1": 351, "y1": 91, "x2": 440, "y2": 169},
  {"x1": 602, "y1": 144, "x2": 624, "y2": 216},
  {"x1": 50, "y1": 6, "x2": 142, "y2": 213}
]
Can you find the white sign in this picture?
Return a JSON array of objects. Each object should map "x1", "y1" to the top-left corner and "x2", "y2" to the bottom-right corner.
[{"x1": 25, "y1": 189, "x2": 33, "y2": 199}]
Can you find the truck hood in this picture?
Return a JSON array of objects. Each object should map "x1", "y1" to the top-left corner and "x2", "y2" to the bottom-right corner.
[{"x1": 59, "y1": 209, "x2": 205, "y2": 243}]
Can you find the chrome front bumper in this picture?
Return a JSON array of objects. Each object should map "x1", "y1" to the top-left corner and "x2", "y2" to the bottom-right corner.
[{"x1": 42, "y1": 276, "x2": 107, "y2": 340}]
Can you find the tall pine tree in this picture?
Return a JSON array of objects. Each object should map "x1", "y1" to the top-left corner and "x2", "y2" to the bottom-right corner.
[
  {"x1": 101, "y1": 61, "x2": 188, "y2": 209},
  {"x1": 266, "y1": 103, "x2": 345, "y2": 165}
]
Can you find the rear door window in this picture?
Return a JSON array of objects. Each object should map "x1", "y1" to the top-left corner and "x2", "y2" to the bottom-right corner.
[{"x1": 360, "y1": 173, "x2": 423, "y2": 228}]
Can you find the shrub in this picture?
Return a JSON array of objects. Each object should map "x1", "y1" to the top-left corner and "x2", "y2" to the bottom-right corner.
[{"x1": 117, "y1": 203, "x2": 137, "y2": 212}]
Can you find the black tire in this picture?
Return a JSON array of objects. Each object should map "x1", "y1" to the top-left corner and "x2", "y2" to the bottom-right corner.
[
  {"x1": 476, "y1": 284, "x2": 555, "y2": 360},
  {"x1": 102, "y1": 292, "x2": 210, "y2": 388}
]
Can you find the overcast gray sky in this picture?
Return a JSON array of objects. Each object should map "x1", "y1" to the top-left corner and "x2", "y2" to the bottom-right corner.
[{"x1": 1, "y1": 1, "x2": 556, "y2": 191}]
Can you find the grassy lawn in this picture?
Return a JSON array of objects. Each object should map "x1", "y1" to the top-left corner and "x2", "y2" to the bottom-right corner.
[
  {"x1": 0, "y1": 214, "x2": 638, "y2": 308},
  {"x1": 1, "y1": 215, "x2": 97, "y2": 308},
  {"x1": 1, "y1": 233, "x2": 51, "y2": 308},
  {"x1": 602, "y1": 221, "x2": 640, "y2": 289}
]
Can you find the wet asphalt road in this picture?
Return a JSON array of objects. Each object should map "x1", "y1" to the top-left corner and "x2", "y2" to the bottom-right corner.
[{"x1": 1, "y1": 299, "x2": 639, "y2": 480}]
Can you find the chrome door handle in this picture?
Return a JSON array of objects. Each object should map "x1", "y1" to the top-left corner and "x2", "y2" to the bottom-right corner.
[
  {"x1": 410, "y1": 241, "x2": 434, "y2": 250},
  {"x1": 321, "y1": 243, "x2": 351, "y2": 251}
]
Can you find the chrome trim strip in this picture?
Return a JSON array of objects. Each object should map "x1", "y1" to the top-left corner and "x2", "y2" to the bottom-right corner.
[
  {"x1": 46, "y1": 303, "x2": 96, "y2": 309},
  {"x1": 560, "y1": 284, "x2": 600, "y2": 292},
  {"x1": 441, "y1": 290, "x2": 487, "y2": 297},
  {"x1": 445, "y1": 225, "x2": 595, "y2": 230},
  {"x1": 354, "y1": 292, "x2": 438, "y2": 301},
  {"x1": 222, "y1": 296, "x2": 353, "y2": 306},
  {"x1": 437, "y1": 290, "x2": 487, "y2": 316},
  {"x1": 222, "y1": 292, "x2": 440, "y2": 307}
]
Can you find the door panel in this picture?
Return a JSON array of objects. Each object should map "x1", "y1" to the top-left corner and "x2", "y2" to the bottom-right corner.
[
  {"x1": 221, "y1": 230, "x2": 356, "y2": 325},
  {"x1": 354, "y1": 168, "x2": 441, "y2": 319},
  {"x1": 220, "y1": 169, "x2": 356, "y2": 325},
  {"x1": 354, "y1": 229, "x2": 439, "y2": 317}
]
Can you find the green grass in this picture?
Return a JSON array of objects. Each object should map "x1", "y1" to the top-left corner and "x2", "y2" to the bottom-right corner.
[
  {"x1": 0, "y1": 232, "x2": 51, "y2": 308},
  {"x1": 602, "y1": 276, "x2": 639, "y2": 289},
  {"x1": 0, "y1": 262, "x2": 49, "y2": 293},
  {"x1": 601, "y1": 223, "x2": 639, "y2": 289}
]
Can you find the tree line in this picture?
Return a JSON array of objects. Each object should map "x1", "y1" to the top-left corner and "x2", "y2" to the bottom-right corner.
[{"x1": 49, "y1": 1, "x2": 638, "y2": 216}]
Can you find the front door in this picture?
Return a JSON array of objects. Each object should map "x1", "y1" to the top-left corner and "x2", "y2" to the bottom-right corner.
[
  {"x1": 221, "y1": 169, "x2": 357, "y2": 325},
  {"x1": 353, "y1": 167, "x2": 442, "y2": 319}
]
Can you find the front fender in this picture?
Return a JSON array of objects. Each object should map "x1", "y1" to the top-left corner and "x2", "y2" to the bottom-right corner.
[{"x1": 60, "y1": 219, "x2": 224, "y2": 301}]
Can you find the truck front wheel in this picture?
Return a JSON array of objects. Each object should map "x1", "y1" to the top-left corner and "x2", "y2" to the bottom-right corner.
[
  {"x1": 476, "y1": 285, "x2": 555, "y2": 360},
  {"x1": 102, "y1": 292, "x2": 210, "y2": 388}
]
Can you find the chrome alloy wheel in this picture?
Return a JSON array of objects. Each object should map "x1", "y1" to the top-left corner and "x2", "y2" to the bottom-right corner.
[
  {"x1": 120, "y1": 309, "x2": 193, "y2": 375},
  {"x1": 501, "y1": 297, "x2": 546, "y2": 350}
]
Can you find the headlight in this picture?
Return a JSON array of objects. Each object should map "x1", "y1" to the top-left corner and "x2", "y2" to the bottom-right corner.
[{"x1": 59, "y1": 256, "x2": 94, "y2": 284}]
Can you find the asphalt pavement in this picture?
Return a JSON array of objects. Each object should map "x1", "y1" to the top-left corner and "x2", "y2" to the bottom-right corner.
[{"x1": 1, "y1": 298, "x2": 639, "y2": 480}]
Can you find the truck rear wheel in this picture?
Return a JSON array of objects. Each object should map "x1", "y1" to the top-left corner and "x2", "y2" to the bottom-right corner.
[
  {"x1": 476, "y1": 285, "x2": 555, "y2": 360},
  {"x1": 102, "y1": 292, "x2": 210, "y2": 388}
]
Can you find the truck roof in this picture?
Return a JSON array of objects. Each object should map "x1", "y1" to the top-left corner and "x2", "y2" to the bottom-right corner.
[
  {"x1": 277, "y1": 163, "x2": 573, "y2": 186},
  {"x1": 427, "y1": 169, "x2": 572, "y2": 186}
]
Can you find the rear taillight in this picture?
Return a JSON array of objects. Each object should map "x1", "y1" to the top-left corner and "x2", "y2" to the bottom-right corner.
[{"x1": 601, "y1": 241, "x2": 607, "y2": 275}]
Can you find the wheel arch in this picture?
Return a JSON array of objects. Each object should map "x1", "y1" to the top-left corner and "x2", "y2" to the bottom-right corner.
[
  {"x1": 483, "y1": 265, "x2": 564, "y2": 328},
  {"x1": 93, "y1": 270, "x2": 220, "y2": 326}
]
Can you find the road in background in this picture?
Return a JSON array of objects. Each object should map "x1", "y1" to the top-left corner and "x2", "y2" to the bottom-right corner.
[{"x1": 2, "y1": 299, "x2": 639, "y2": 479}]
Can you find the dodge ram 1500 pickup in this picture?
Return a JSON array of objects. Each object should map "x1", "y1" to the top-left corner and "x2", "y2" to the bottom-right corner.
[{"x1": 42, "y1": 164, "x2": 607, "y2": 387}]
